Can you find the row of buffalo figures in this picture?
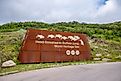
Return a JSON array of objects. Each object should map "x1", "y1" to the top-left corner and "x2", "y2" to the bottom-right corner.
[{"x1": 36, "y1": 34, "x2": 84, "y2": 45}]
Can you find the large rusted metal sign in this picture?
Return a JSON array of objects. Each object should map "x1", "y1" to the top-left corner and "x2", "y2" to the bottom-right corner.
[{"x1": 19, "y1": 29, "x2": 91, "y2": 63}]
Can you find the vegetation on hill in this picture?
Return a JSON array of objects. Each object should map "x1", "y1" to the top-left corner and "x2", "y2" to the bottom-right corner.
[
  {"x1": 0, "y1": 21, "x2": 121, "y2": 42},
  {"x1": 0, "y1": 21, "x2": 121, "y2": 63}
]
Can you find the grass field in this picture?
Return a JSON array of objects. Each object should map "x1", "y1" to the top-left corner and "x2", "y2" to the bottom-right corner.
[{"x1": 0, "y1": 28, "x2": 121, "y2": 76}]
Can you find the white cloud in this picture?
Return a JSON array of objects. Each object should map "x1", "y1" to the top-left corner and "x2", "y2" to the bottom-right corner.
[
  {"x1": 94, "y1": 0, "x2": 121, "y2": 23},
  {"x1": 0, "y1": 0, "x2": 121, "y2": 24}
]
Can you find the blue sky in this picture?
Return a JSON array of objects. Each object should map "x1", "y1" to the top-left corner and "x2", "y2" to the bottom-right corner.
[
  {"x1": 0, "y1": 0, "x2": 121, "y2": 24},
  {"x1": 99, "y1": 0, "x2": 108, "y2": 5}
]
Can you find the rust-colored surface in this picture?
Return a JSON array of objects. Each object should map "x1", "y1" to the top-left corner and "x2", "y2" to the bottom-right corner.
[{"x1": 19, "y1": 29, "x2": 91, "y2": 63}]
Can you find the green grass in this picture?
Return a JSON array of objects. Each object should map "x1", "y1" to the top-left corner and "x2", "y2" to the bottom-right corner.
[
  {"x1": 89, "y1": 38, "x2": 121, "y2": 62},
  {"x1": 0, "y1": 29, "x2": 121, "y2": 76},
  {"x1": 0, "y1": 61, "x2": 99, "y2": 76}
]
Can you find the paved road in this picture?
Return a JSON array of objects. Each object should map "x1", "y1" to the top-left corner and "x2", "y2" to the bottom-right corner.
[{"x1": 0, "y1": 62, "x2": 121, "y2": 81}]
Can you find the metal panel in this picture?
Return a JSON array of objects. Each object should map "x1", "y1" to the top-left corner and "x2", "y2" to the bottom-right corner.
[{"x1": 19, "y1": 29, "x2": 91, "y2": 63}]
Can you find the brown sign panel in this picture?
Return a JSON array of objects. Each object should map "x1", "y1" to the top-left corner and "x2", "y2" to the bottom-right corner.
[{"x1": 19, "y1": 29, "x2": 91, "y2": 63}]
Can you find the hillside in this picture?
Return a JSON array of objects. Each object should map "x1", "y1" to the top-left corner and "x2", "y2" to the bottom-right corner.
[{"x1": 0, "y1": 21, "x2": 121, "y2": 63}]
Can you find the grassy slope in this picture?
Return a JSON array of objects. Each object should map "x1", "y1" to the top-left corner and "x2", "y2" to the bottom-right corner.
[
  {"x1": 0, "y1": 29, "x2": 121, "y2": 75},
  {"x1": 0, "y1": 29, "x2": 26, "y2": 63},
  {"x1": 0, "y1": 29, "x2": 121, "y2": 63},
  {"x1": 0, "y1": 21, "x2": 121, "y2": 75}
]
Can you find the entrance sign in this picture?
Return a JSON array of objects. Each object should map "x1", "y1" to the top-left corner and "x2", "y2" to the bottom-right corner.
[{"x1": 19, "y1": 29, "x2": 91, "y2": 63}]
